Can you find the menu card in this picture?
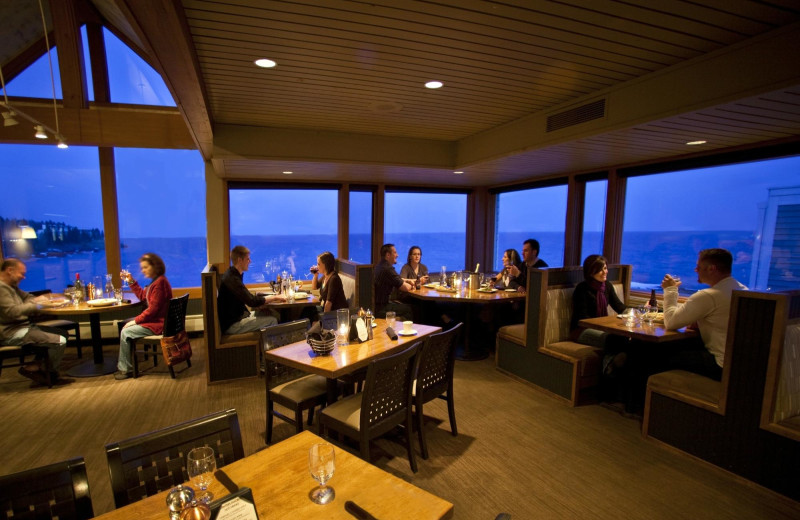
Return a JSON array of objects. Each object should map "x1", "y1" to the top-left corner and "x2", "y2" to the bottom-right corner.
[{"x1": 209, "y1": 488, "x2": 258, "y2": 520}]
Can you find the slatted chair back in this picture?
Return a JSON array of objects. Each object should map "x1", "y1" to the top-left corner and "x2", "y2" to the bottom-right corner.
[
  {"x1": 361, "y1": 341, "x2": 420, "y2": 437},
  {"x1": 416, "y1": 323, "x2": 461, "y2": 404},
  {"x1": 163, "y1": 294, "x2": 189, "y2": 337},
  {"x1": 263, "y1": 319, "x2": 310, "y2": 389},
  {"x1": 0, "y1": 456, "x2": 94, "y2": 520},
  {"x1": 105, "y1": 409, "x2": 244, "y2": 508}
]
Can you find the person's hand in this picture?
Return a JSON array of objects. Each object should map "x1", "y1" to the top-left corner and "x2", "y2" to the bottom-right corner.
[
  {"x1": 405, "y1": 281, "x2": 415, "y2": 291},
  {"x1": 508, "y1": 265, "x2": 521, "y2": 278},
  {"x1": 661, "y1": 274, "x2": 681, "y2": 289},
  {"x1": 419, "y1": 275, "x2": 430, "y2": 285},
  {"x1": 32, "y1": 295, "x2": 51, "y2": 304},
  {"x1": 266, "y1": 294, "x2": 286, "y2": 303}
]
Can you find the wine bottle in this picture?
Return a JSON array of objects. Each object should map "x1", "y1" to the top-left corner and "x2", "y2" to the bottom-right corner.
[
  {"x1": 74, "y1": 273, "x2": 84, "y2": 301},
  {"x1": 648, "y1": 289, "x2": 658, "y2": 309}
]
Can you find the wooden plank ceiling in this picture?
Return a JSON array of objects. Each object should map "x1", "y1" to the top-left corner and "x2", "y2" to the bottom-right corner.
[{"x1": 2, "y1": 0, "x2": 800, "y2": 186}]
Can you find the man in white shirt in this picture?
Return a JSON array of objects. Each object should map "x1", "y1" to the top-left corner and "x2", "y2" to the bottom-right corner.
[{"x1": 661, "y1": 248, "x2": 747, "y2": 380}]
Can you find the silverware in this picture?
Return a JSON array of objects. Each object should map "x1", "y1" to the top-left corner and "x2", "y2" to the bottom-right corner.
[
  {"x1": 214, "y1": 469, "x2": 239, "y2": 493},
  {"x1": 345, "y1": 501, "x2": 378, "y2": 520}
]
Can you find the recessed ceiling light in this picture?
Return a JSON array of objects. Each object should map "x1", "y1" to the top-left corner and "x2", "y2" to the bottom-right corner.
[
  {"x1": 282, "y1": 171, "x2": 293, "y2": 175},
  {"x1": 255, "y1": 59, "x2": 277, "y2": 68},
  {"x1": 425, "y1": 81, "x2": 443, "y2": 89},
  {"x1": 454, "y1": 171, "x2": 463, "y2": 174},
  {"x1": 686, "y1": 140, "x2": 707, "y2": 145}
]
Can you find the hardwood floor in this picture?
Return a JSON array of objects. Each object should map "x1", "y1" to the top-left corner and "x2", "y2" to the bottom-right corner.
[{"x1": 1, "y1": 338, "x2": 798, "y2": 519}]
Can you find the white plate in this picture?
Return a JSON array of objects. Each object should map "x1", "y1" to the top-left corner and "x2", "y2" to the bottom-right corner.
[
  {"x1": 371, "y1": 322, "x2": 377, "y2": 328},
  {"x1": 292, "y1": 292, "x2": 309, "y2": 299},
  {"x1": 257, "y1": 291, "x2": 276, "y2": 296},
  {"x1": 87, "y1": 298, "x2": 116, "y2": 307},
  {"x1": 477, "y1": 288, "x2": 498, "y2": 293},
  {"x1": 423, "y1": 283, "x2": 440, "y2": 289},
  {"x1": 504, "y1": 288, "x2": 517, "y2": 292},
  {"x1": 397, "y1": 329, "x2": 418, "y2": 336}
]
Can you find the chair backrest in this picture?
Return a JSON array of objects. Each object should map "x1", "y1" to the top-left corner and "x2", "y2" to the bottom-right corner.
[
  {"x1": 163, "y1": 294, "x2": 190, "y2": 337},
  {"x1": 263, "y1": 319, "x2": 310, "y2": 389},
  {"x1": 105, "y1": 409, "x2": 244, "y2": 508},
  {"x1": 336, "y1": 259, "x2": 374, "y2": 311},
  {"x1": 0, "y1": 456, "x2": 94, "y2": 520},
  {"x1": 416, "y1": 323, "x2": 462, "y2": 404},
  {"x1": 360, "y1": 341, "x2": 421, "y2": 437}
]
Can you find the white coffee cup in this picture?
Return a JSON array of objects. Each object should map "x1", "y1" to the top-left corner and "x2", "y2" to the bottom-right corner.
[{"x1": 402, "y1": 320, "x2": 413, "y2": 333}]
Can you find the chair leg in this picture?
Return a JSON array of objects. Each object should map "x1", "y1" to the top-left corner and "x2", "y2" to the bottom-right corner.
[
  {"x1": 447, "y1": 394, "x2": 458, "y2": 436},
  {"x1": 360, "y1": 436, "x2": 371, "y2": 463},
  {"x1": 416, "y1": 405, "x2": 429, "y2": 460},
  {"x1": 294, "y1": 407, "x2": 304, "y2": 434},
  {"x1": 168, "y1": 365, "x2": 176, "y2": 379},
  {"x1": 266, "y1": 400, "x2": 274, "y2": 444},
  {"x1": 152, "y1": 344, "x2": 158, "y2": 367},
  {"x1": 405, "y1": 415, "x2": 418, "y2": 473},
  {"x1": 130, "y1": 341, "x2": 139, "y2": 378},
  {"x1": 42, "y1": 351, "x2": 53, "y2": 388},
  {"x1": 307, "y1": 407, "x2": 315, "y2": 426}
]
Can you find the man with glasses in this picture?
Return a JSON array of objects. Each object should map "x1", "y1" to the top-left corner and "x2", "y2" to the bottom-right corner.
[
  {"x1": 218, "y1": 245, "x2": 284, "y2": 334},
  {"x1": 0, "y1": 259, "x2": 69, "y2": 385},
  {"x1": 661, "y1": 248, "x2": 747, "y2": 380}
]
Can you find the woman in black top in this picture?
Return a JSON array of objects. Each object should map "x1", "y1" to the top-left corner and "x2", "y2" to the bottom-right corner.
[
  {"x1": 494, "y1": 248, "x2": 522, "y2": 289},
  {"x1": 311, "y1": 251, "x2": 348, "y2": 312},
  {"x1": 399, "y1": 246, "x2": 430, "y2": 288},
  {"x1": 571, "y1": 254, "x2": 628, "y2": 377}
]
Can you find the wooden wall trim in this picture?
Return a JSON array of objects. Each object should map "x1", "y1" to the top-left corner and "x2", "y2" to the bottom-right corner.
[
  {"x1": 564, "y1": 175, "x2": 584, "y2": 267},
  {"x1": 98, "y1": 147, "x2": 121, "y2": 285},
  {"x1": 50, "y1": 0, "x2": 88, "y2": 109},
  {"x1": 603, "y1": 169, "x2": 625, "y2": 264},
  {"x1": 338, "y1": 184, "x2": 349, "y2": 260},
  {"x1": 372, "y1": 185, "x2": 385, "y2": 264},
  {"x1": 85, "y1": 23, "x2": 110, "y2": 103}
]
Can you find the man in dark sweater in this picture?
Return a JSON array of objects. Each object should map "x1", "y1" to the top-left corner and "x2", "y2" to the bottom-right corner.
[
  {"x1": 218, "y1": 246, "x2": 284, "y2": 334},
  {"x1": 373, "y1": 243, "x2": 414, "y2": 319},
  {"x1": 508, "y1": 238, "x2": 548, "y2": 293}
]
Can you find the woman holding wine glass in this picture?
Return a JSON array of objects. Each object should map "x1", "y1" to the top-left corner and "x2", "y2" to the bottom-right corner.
[
  {"x1": 310, "y1": 251, "x2": 348, "y2": 314},
  {"x1": 114, "y1": 252, "x2": 172, "y2": 380},
  {"x1": 494, "y1": 249, "x2": 522, "y2": 289},
  {"x1": 399, "y1": 246, "x2": 430, "y2": 288}
]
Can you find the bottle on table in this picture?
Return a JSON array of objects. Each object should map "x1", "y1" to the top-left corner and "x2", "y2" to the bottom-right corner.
[
  {"x1": 73, "y1": 273, "x2": 84, "y2": 302},
  {"x1": 104, "y1": 274, "x2": 114, "y2": 299},
  {"x1": 649, "y1": 289, "x2": 658, "y2": 310}
]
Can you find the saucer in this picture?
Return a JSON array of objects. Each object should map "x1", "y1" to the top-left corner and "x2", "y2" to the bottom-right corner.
[{"x1": 397, "y1": 329, "x2": 418, "y2": 336}]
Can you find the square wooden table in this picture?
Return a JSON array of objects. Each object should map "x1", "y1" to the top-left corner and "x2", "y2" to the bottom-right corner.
[
  {"x1": 94, "y1": 430, "x2": 453, "y2": 520},
  {"x1": 579, "y1": 315, "x2": 698, "y2": 343},
  {"x1": 264, "y1": 319, "x2": 441, "y2": 401}
]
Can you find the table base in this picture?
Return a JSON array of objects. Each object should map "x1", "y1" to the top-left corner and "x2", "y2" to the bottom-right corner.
[{"x1": 66, "y1": 357, "x2": 117, "y2": 377}]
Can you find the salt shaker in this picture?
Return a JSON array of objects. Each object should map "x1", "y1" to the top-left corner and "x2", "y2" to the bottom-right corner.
[
  {"x1": 365, "y1": 309, "x2": 374, "y2": 340},
  {"x1": 166, "y1": 485, "x2": 195, "y2": 520}
]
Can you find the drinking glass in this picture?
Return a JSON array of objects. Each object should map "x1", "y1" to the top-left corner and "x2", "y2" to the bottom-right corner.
[
  {"x1": 114, "y1": 288, "x2": 123, "y2": 305},
  {"x1": 121, "y1": 267, "x2": 132, "y2": 289},
  {"x1": 186, "y1": 446, "x2": 216, "y2": 503},
  {"x1": 385, "y1": 311, "x2": 396, "y2": 329},
  {"x1": 308, "y1": 443, "x2": 335, "y2": 505}
]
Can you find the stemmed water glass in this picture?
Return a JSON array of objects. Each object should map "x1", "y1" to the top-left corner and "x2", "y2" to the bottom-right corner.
[
  {"x1": 186, "y1": 446, "x2": 216, "y2": 503},
  {"x1": 308, "y1": 443, "x2": 335, "y2": 504}
]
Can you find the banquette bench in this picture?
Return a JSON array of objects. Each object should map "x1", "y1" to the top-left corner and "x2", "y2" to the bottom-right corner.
[
  {"x1": 335, "y1": 259, "x2": 374, "y2": 312},
  {"x1": 643, "y1": 290, "x2": 800, "y2": 502},
  {"x1": 495, "y1": 265, "x2": 631, "y2": 406}
]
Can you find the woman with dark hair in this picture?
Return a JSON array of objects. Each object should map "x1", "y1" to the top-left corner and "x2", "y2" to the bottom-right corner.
[
  {"x1": 399, "y1": 246, "x2": 429, "y2": 288},
  {"x1": 571, "y1": 254, "x2": 628, "y2": 378},
  {"x1": 310, "y1": 251, "x2": 348, "y2": 313},
  {"x1": 114, "y1": 252, "x2": 172, "y2": 380},
  {"x1": 495, "y1": 248, "x2": 522, "y2": 289}
]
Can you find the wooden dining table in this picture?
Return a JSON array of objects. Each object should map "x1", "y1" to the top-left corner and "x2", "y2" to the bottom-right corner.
[
  {"x1": 265, "y1": 318, "x2": 441, "y2": 402},
  {"x1": 41, "y1": 295, "x2": 140, "y2": 377},
  {"x1": 579, "y1": 315, "x2": 698, "y2": 343},
  {"x1": 405, "y1": 284, "x2": 525, "y2": 360},
  {"x1": 93, "y1": 430, "x2": 454, "y2": 520}
]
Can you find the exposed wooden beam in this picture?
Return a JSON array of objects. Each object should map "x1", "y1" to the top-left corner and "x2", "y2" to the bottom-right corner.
[
  {"x1": 0, "y1": 101, "x2": 193, "y2": 149},
  {"x1": 564, "y1": 176, "x2": 584, "y2": 267},
  {"x1": 99, "y1": 147, "x2": 121, "y2": 285},
  {"x1": 85, "y1": 23, "x2": 110, "y2": 103},
  {"x1": 105, "y1": 0, "x2": 213, "y2": 158},
  {"x1": 50, "y1": 0, "x2": 88, "y2": 109},
  {"x1": 603, "y1": 169, "x2": 625, "y2": 265}
]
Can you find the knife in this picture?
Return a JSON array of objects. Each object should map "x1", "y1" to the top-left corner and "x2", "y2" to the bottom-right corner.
[
  {"x1": 345, "y1": 501, "x2": 378, "y2": 520},
  {"x1": 214, "y1": 469, "x2": 239, "y2": 493}
]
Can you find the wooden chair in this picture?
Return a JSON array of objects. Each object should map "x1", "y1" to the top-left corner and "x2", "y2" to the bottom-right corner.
[
  {"x1": 320, "y1": 342, "x2": 421, "y2": 473},
  {"x1": 30, "y1": 289, "x2": 83, "y2": 358},
  {"x1": 127, "y1": 294, "x2": 191, "y2": 378},
  {"x1": 414, "y1": 323, "x2": 462, "y2": 459},
  {"x1": 0, "y1": 456, "x2": 94, "y2": 520},
  {"x1": 264, "y1": 318, "x2": 328, "y2": 444},
  {"x1": 0, "y1": 343, "x2": 53, "y2": 387},
  {"x1": 105, "y1": 409, "x2": 244, "y2": 508}
]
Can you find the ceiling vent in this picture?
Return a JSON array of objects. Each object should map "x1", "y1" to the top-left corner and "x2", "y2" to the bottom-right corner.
[{"x1": 546, "y1": 99, "x2": 606, "y2": 132}]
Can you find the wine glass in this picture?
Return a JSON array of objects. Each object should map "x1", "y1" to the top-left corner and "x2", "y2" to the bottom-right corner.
[
  {"x1": 308, "y1": 443, "x2": 335, "y2": 504},
  {"x1": 186, "y1": 446, "x2": 216, "y2": 503},
  {"x1": 114, "y1": 288, "x2": 123, "y2": 305}
]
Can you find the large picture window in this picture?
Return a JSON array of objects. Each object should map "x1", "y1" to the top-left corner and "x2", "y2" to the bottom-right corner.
[
  {"x1": 384, "y1": 192, "x2": 467, "y2": 274},
  {"x1": 622, "y1": 155, "x2": 800, "y2": 294},
  {"x1": 494, "y1": 185, "x2": 567, "y2": 272},
  {"x1": 349, "y1": 190, "x2": 372, "y2": 263},
  {"x1": 116, "y1": 148, "x2": 206, "y2": 288},
  {"x1": 0, "y1": 144, "x2": 103, "y2": 292},
  {"x1": 230, "y1": 188, "x2": 338, "y2": 284}
]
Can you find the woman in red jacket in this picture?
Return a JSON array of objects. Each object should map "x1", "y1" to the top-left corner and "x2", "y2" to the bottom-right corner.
[{"x1": 114, "y1": 252, "x2": 172, "y2": 380}]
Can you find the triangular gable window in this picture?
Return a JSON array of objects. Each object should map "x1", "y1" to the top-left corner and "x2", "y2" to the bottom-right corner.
[
  {"x1": 2, "y1": 46, "x2": 64, "y2": 100},
  {"x1": 104, "y1": 28, "x2": 175, "y2": 106}
]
